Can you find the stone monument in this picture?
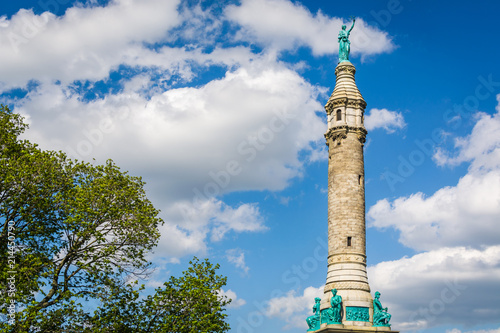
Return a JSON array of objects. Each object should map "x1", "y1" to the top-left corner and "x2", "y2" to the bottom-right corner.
[{"x1": 306, "y1": 17, "x2": 398, "y2": 332}]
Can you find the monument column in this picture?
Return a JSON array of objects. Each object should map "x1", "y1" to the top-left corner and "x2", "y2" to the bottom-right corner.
[
  {"x1": 322, "y1": 60, "x2": 372, "y2": 327},
  {"x1": 305, "y1": 16, "x2": 398, "y2": 332}
]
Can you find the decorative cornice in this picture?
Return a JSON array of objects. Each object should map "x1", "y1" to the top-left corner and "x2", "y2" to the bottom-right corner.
[
  {"x1": 324, "y1": 281, "x2": 371, "y2": 293},
  {"x1": 325, "y1": 125, "x2": 348, "y2": 146},
  {"x1": 335, "y1": 63, "x2": 356, "y2": 76},
  {"x1": 325, "y1": 126, "x2": 367, "y2": 145},
  {"x1": 325, "y1": 98, "x2": 347, "y2": 111},
  {"x1": 325, "y1": 97, "x2": 367, "y2": 114},
  {"x1": 347, "y1": 99, "x2": 367, "y2": 109},
  {"x1": 327, "y1": 253, "x2": 367, "y2": 265}
]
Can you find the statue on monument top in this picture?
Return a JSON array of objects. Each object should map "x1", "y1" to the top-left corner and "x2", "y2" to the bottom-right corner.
[{"x1": 338, "y1": 16, "x2": 355, "y2": 63}]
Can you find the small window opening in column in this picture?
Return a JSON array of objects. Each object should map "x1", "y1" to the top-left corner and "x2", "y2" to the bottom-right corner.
[
  {"x1": 336, "y1": 109, "x2": 342, "y2": 121},
  {"x1": 347, "y1": 236, "x2": 352, "y2": 247},
  {"x1": 358, "y1": 175, "x2": 362, "y2": 185}
]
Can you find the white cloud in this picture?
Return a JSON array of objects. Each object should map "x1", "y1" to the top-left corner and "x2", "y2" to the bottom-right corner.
[
  {"x1": 225, "y1": 0, "x2": 394, "y2": 58},
  {"x1": 17, "y1": 59, "x2": 325, "y2": 200},
  {"x1": 447, "y1": 329, "x2": 500, "y2": 333},
  {"x1": 368, "y1": 246, "x2": 500, "y2": 331},
  {"x1": 368, "y1": 97, "x2": 500, "y2": 251},
  {"x1": 1, "y1": 0, "x2": 395, "y2": 266},
  {"x1": 155, "y1": 198, "x2": 266, "y2": 259},
  {"x1": 218, "y1": 289, "x2": 246, "y2": 309},
  {"x1": 9, "y1": 19, "x2": 325, "y2": 260},
  {"x1": 433, "y1": 101, "x2": 500, "y2": 171},
  {"x1": 367, "y1": 169, "x2": 500, "y2": 251},
  {"x1": 364, "y1": 108, "x2": 406, "y2": 133},
  {"x1": 265, "y1": 285, "x2": 324, "y2": 329},
  {"x1": 154, "y1": 222, "x2": 208, "y2": 259},
  {"x1": 0, "y1": 0, "x2": 182, "y2": 87},
  {"x1": 226, "y1": 248, "x2": 250, "y2": 275},
  {"x1": 0, "y1": 0, "x2": 396, "y2": 90},
  {"x1": 366, "y1": 97, "x2": 500, "y2": 332}
]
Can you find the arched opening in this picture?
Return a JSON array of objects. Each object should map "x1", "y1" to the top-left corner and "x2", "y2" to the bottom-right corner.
[{"x1": 336, "y1": 109, "x2": 342, "y2": 121}]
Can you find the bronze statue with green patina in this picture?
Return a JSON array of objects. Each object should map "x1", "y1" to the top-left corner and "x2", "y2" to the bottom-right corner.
[
  {"x1": 323, "y1": 288, "x2": 342, "y2": 324},
  {"x1": 373, "y1": 291, "x2": 392, "y2": 327},
  {"x1": 338, "y1": 16, "x2": 355, "y2": 62},
  {"x1": 306, "y1": 297, "x2": 321, "y2": 331}
]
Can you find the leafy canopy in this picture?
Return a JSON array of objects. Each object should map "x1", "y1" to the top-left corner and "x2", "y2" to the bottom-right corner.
[{"x1": 0, "y1": 106, "x2": 231, "y2": 332}]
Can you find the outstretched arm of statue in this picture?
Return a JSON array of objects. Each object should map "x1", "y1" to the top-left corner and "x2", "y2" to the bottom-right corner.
[{"x1": 348, "y1": 16, "x2": 356, "y2": 33}]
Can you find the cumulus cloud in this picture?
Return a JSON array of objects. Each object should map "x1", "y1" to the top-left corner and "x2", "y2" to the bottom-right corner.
[
  {"x1": 447, "y1": 329, "x2": 500, "y2": 333},
  {"x1": 368, "y1": 246, "x2": 500, "y2": 331},
  {"x1": 364, "y1": 108, "x2": 406, "y2": 133},
  {"x1": 5, "y1": 0, "x2": 327, "y2": 259},
  {"x1": 366, "y1": 98, "x2": 500, "y2": 331},
  {"x1": 0, "y1": 0, "x2": 182, "y2": 87},
  {"x1": 225, "y1": 0, "x2": 394, "y2": 57},
  {"x1": 1, "y1": 0, "x2": 394, "y2": 264},
  {"x1": 218, "y1": 289, "x2": 246, "y2": 309},
  {"x1": 433, "y1": 101, "x2": 500, "y2": 171},
  {"x1": 368, "y1": 97, "x2": 500, "y2": 251},
  {"x1": 0, "y1": 0, "x2": 396, "y2": 90},
  {"x1": 14, "y1": 58, "x2": 325, "y2": 260},
  {"x1": 17, "y1": 60, "x2": 325, "y2": 200},
  {"x1": 265, "y1": 247, "x2": 500, "y2": 331},
  {"x1": 265, "y1": 285, "x2": 323, "y2": 329},
  {"x1": 155, "y1": 199, "x2": 266, "y2": 259},
  {"x1": 367, "y1": 169, "x2": 500, "y2": 251},
  {"x1": 226, "y1": 248, "x2": 250, "y2": 275}
]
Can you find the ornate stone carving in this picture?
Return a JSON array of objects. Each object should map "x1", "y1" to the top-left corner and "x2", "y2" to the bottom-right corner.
[
  {"x1": 350, "y1": 126, "x2": 367, "y2": 144},
  {"x1": 325, "y1": 126, "x2": 367, "y2": 145},
  {"x1": 325, "y1": 125, "x2": 348, "y2": 146},
  {"x1": 346, "y1": 306, "x2": 370, "y2": 322},
  {"x1": 327, "y1": 253, "x2": 366, "y2": 264},
  {"x1": 325, "y1": 98, "x2": 366, "y2": 115},
  {"x1": 325, "y1": 281, "x2": 371, "y2": 292},
  {"x1": 346, "y1": 99, "x2": 367, "y2": 109},
  {"x1": 325, "y1": 98, "x2": 348, "y2": 113},
  {"x1": 335, "y1": 64, "x2": 356, "y2": 76}
]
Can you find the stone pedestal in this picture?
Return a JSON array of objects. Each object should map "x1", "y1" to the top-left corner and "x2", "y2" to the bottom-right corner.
[{"x1": 313, "y1": 326, "x2": 398, "y2": 333}]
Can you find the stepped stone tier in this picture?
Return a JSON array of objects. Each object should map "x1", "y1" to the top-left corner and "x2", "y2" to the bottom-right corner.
[{"x1": 305, "y1": 60, "x2": 399, "y2": 333}]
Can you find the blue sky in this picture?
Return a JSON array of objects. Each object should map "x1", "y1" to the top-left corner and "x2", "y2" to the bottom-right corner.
[{"x1": 1, "y1": 0, "x2": 500, "y2": 332}]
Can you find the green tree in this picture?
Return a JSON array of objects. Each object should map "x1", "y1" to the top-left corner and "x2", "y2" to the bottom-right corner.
[
  {"x1": 90, "y1": 257, "x2": 231, "y2": 332},
  {"x1": 0, "y1": 106, "x2": 231, "y2": 332}
]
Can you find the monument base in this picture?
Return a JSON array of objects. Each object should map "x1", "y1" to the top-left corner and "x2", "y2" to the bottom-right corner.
[{"x1": 312, "y1": 324, "x2": 398, "y2": 333}]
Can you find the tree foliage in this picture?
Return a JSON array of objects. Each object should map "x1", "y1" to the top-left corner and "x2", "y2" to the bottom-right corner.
[
  {"x1": 90, "y1": 257, "x2": 231, "y2": 332},
  {"x1": 0, "y1": 106, "x2": 231, "y2": 332}
]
